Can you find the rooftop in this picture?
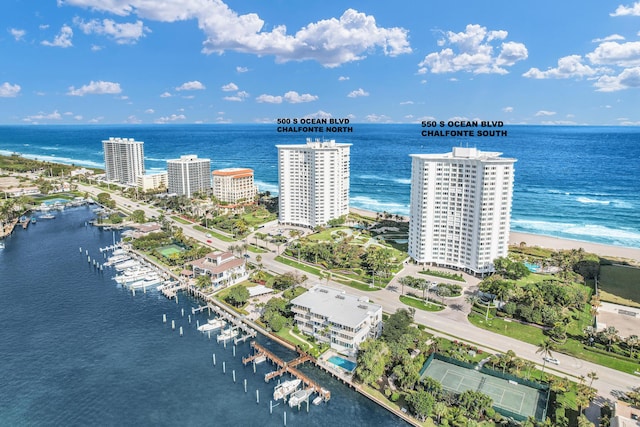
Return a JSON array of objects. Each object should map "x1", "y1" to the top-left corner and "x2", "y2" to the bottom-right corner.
[
  {"x1": 291, "y1": 285, "x2": 381, "y2": 328},
  {"x1": 410, "y1": 146, "x2": 516, "y2": 162}
]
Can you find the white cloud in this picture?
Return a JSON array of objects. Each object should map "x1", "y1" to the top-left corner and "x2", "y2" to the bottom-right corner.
[
  {"x1": 236, "y1": 66, "x2": 248, "y2": 73},
  {"x1": 592, "y1": 34, "x2": 625, "y2": 43},
  {"x1": 176, "y1": 80, "x2": 206, "y2": 91},
  {"x1": 0, "y1": 82, "x2": 21, "y2": 97},
  {"x1": 418, "y1": 24, "x2": 527, "y2": 74},
  {"x1": 302, "y1": 110, "x2": 333, "y2": 120},
  {"x1": 365, "y1": 113, "x2": 392, "y2": 123},
  {"x1": 73, "y1": 17, "x2": 150, "y2": 44},
  {"x1": 594, "y1": 67, "x2": 640, "y2": 91},
  {"x1": 338, "y1": 76, "x2": 350, "y2": 81},
  {"x1": 540, "y1": 120, "x2": 578, "y2": 125},
  {"x1": 523, "y1": 55, "x2": 601, "y2": 79},
  {"x1": 535, "y1": 110, "x2": 556, "y2": 117},
  {"x1": 91, "y1": 44, "x2": 103, "y2": 51},
  {"x1": 610, "y1": 1, "x2": 640, "y2": 16},
  {"x1": 154, "y1": 114, "x2": 186, "y2": 123},
  {"x1": 160, "y1": 91, "x2": 172, "y2": 98},
  {"x1": 23, "y1": 110, "x2": 63, "y2": 122},
  {"x1": 67, "y1": 80, "x2": 122, "y2": 96},
  {"x1": 145, "y1": 108, "x2": 155, "y2": 113},
  {"x1": 223, "y1": 91, "x2": 249, "y2": 101},
  {"x1": 125, "y1": 115, "x2": 142, "y2": 123},
  {"x1": 74, "y1": 115, "x2": 83, "y2": 120},
  {"x1": 399, "y1": 101, "x2": 414, "y2": 105},
  {"x1": 58, "y1": 2, "x2": 411, "y2": 67},
  {"x1": 88, "y1": 116, "x2": 104, "y2": 123},
  {"x1": 39, "y1": 24, "x2": 50, "y2": 30},
  {"x1": 9, "y1": 28, "x2": 26, "y2": 41},
  {"x1": 586, "y1": 41, "x2": 640, "y2": 67},
  {"x1": 256, "y1": 90, "x2": 317, "y2": 104},
  {"x1": 256, "y1": 94, "x2": 283, "y2": 104},
  {"x1": 347, "y1": 88, "x2": 369, "y2": 98},
  {"x1": 41, "y1": 24, "x2": 73, "y2": 48},
  {"x1": 221, "y1": 82, "x2": 238, "y2": 92},
  {"x1": 283, "y1": 91, "x2": 318, "y2": 103},
  {"x1": 503, "y1": 106, "x2": 514, "y2": 113}
]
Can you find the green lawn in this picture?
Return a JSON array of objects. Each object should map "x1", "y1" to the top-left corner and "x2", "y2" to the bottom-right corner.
[
  {"x1": 275, "y1": 255, "x2": 323, "y2": 277},
  {"x1": 599, "y1": 264, "x2": 640, "y2": 305},
  {"x1": 468, "y1": 312, "x2": 640, "y2": 374},
  {"x1": 400, "y1": 295, "x2": 445, "y2": 312},
  {"x1": 240, "y1": 209, "x2": 276, "y2": 227},
  {"x1": 417, "y1": 269, "x2": 466, "y2": 283},
  {"x1": 305, "y1": 227, "x2": 350, "y2": 241},
  {"x1": 171, "y1": 215, "x2": 192, "y2": 225},
  {"x1": 247, "y1": 244, "x2": 267, "y2": 253},
  {"x1": 193, "y1": 224, "x2": 235, "y2": 242}
]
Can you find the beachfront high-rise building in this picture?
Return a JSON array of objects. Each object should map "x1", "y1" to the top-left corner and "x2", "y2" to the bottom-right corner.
[
  {"x1": 277, "y1": 139, "x2": 351, "y2": 228},
  {"x1": 212, "y1": 168, "x2": 258, "y2": 205},
  {"x1": 102, "y1": 137, "x2": 145, "y2": 186},
  {"x1": 166, "y1": 155, "x2": 211, "y2": 197},
  {"x1": 137, "y1": 172, "x2": 168, "y2": 192},
  {"x1": 408, "y1": 147, "x2": 516, "y2": 275}
]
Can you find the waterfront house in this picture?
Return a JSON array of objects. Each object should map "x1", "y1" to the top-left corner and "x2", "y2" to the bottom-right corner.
[
  {"x1": 290, "y1": 285, "x2": 382, "y2": 357},
  {"x1": 189, "y1": 251, "x2": 248, "y2": 289}
]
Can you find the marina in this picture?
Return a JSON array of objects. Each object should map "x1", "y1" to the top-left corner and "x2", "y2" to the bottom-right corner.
[{"x1": 0, "y1": 205, "x2": 411, "y2": 426}]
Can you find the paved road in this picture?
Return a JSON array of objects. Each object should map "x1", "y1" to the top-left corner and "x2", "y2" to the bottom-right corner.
[{"x1": 78, "y1": 184, "x2": 639, "y2": 404}]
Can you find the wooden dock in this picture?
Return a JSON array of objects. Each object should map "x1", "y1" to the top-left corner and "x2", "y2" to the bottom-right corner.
[{"x1": 243, "y1": 341, "x2": 330, "y2": 402}]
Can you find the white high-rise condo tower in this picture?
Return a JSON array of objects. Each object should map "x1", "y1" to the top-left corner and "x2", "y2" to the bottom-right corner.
[
  {"x1": 167, "y1": 155, "x2": 211, "y2": 197},
  {"x1": 277, "y1": 139, "x2": 351, "y2": 228},
  {"x1": 408, "y1": 147, "x2": 516, "y2": 275},
  {"x1": 102, "y1": 137, "x2": 145, "y2": 186}
]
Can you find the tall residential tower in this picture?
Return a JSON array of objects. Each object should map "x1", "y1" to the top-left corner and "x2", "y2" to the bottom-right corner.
[
  {"x1": 167, "y1": 155, "x2": 211, "y2": 197},
  {"x1": 277, "y1": 139, "x2": 351, "y2": 228},
  {"x1": 408, "y1": 147, "x2": 516, "y2": 275},
  {"x1": 102, "y1": 137, "x2": 145, "y2": 186}
]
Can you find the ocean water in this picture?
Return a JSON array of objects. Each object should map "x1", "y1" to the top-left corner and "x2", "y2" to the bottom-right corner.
[
  {"x1": 0, "y1": 124, "x2": 639, "y2": 248},
  {"x1": 0, "y1": 207, "x2": 407, "y2": 426}
]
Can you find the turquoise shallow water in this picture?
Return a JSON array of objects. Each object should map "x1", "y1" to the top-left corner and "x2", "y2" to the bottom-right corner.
[
  {"x1": 0, "y1": 206, "x2": 407, "y2": 426},
  {"x1": 0, "y1": 124, "x2": 639, "y2": 247}
]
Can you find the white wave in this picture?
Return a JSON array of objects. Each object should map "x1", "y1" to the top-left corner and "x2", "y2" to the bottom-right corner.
[
  {"x1": 612, "y1": 200, "x2": 633, "y2": 209},
  {"x1": 394, "y1": 178, "x2": 411, "y2": 185},
  {"x1": 254, "y1": 180, "x2": 278, "y2": 194},
  {"x1": 512, "y1": 219, "x2": 640, "y2": 247},
  {"x1": 576, "y1": 196, "x2": 610, "y2": 205},
  {"x1": 548, "y1": 189, "x2": 570, "y2": 195},
  {"x1": 357, "y1": 174, "x2": 411, "y2": 185},
  {"x1": 0, "y1": 152, "x2": 104, "y2": 169},
  {"x1": 145, "y1": 157, "x2": 169, "y2": 162},
  {"x1": 562, "y1": 224, "x2": 640, "y2": 242},
  {"x1": 350, "y1": 195, "x2": 410, "y2": 216},
  {"x1": 145, "y1": 167, "x2": 166, "y2": 173},
  {"x1": 511, "y1": 219, "x2": 577, "y2": 233}
]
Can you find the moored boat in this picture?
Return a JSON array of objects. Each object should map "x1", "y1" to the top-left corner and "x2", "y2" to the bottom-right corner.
[{"x1": 273, "y1": 379, "x2": 301, "y2": 401}]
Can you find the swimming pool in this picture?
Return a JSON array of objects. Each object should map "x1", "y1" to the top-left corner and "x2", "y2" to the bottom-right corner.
[
  {"x1": 42, "y1": 198, "x2": 69, "y2": 206},
  {"x1": 524, "y1": 262, "x2": 540, "y2": 272},
  {"x1": 328, "y1": 356, "x2": 356, "y2": 372}
]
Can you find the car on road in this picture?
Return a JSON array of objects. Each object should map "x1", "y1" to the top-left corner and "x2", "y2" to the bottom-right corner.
[
  {"x1": 206, "y1": 240, "x2": 212, "y2": 244},
  {"x1": 543, "y1": 357, "x2": 560, "y2": 365},
  {"x1": 206, "y1": 233, "x2": 212, "y2": 238}
]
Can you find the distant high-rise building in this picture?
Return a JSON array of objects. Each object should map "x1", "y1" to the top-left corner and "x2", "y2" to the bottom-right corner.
[
  {"x1": 137, "y1": 172, "x2": 168, "y2": 192},
  {"x1": 167, "y1": 155, "x2": 211, "y2": 197},
  {"x1": 102, "y1": 137, "x2": 145, "y2": 185},
  {"x1": 408, "y1": 147, "x2": 516, "y2": 274},
  {"x1": 277, "y1": 139, "x2": 351, "y2": 228},
  {"x1": 212, "y1": 168, "x2": 258, "y2": 205}
]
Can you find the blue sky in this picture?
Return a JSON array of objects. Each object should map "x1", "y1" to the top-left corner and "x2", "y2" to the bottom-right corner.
[{"x1": 1, "y1": 0, "x2": 639, "y2": 125}]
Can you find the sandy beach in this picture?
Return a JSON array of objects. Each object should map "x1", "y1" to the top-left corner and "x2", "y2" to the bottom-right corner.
[{"x1": 349, "y1": 207, "x2": 640, "y2": 262}]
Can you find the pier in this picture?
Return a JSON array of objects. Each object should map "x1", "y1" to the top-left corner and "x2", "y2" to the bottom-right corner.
[{"x1": 243, "y1": 341, "x2": 331, "y2": 402}]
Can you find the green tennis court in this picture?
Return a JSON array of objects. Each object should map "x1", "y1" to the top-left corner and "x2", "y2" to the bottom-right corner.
[
  {"x1": 158, "y1": 244, "x2": 185, "y2": 257},
  {"x1": 421, "y1": 358, "x2": 548, "y2": 421}
]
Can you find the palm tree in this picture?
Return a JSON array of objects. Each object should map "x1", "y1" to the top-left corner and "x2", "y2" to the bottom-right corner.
[
  {"x1": 626, "y1": 334, "x2": 639, "y2": 358},
  {"x1": 587, "y1": 371, "x2": 599, "y2": 387},
  {"x1": 603, "y1": 326, "x2": 619, "y2": 351},
  {"x1": 433, "y1": 401, "x2": 448, "y2": 424},
  {"x1": 536, "y1": 339, "x2": 556, "y2": 376}
]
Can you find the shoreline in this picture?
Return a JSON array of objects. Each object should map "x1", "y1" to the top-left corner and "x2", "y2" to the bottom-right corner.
[{"x1": 349, "y1": 207, "x2": 640, "y2": 262}]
